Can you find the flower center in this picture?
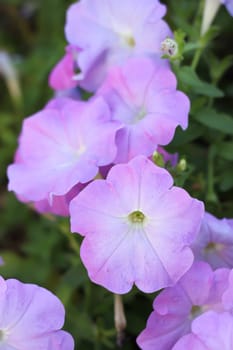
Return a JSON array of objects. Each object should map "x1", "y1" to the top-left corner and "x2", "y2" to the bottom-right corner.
[
  {"x1": 127, "y1": 107, "x2": 147, "y2": 125},
  {"x1": 135, "y1": 107, "x2": 147, "y2": 122},
  {"x1": 77, "y1": 144, "x2": 86, "y2": 156},
  {"x1": 0, "y1": 329, "x2": 8, "y2": 343},
  {"x1": 124, "y1": 35, "x2": 136, "y2": 47},
  {"x1": 128, "y1": 210, "x2": 145, "y2": 224},
  {"x1": 190, "y1": 305, "x2": 202, "y2": 319},
  {"x1": 118, "y1": 30, "x2": 136, "y2": 48},
  {"x1": 205, "y1": 242, "x2": 224, "y2": 253}
]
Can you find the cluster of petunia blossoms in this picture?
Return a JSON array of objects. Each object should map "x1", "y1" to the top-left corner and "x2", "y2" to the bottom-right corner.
[{"x1": 5, "y1": 0, "x2": 233, "y2": 349}]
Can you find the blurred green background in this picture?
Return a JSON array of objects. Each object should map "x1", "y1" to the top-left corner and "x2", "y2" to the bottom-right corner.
[{"x1": 0, "y1": 0, "x2": 233, "y2": 349}]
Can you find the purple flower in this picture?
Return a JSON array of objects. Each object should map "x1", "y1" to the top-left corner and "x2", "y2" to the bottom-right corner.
[
  {"x1": 0, "y1": 276, "x2": 74, "y2": 349},
  {"x1": 8, "y1": 97, "x2": 121, "y2": 203},
  {"x1": 172, "y1": 311, "x2": 233, "y2": 350},
  {"x1": 191, "y1": 212, "x2": 233, "y2": 269},
  {"x1": 11, "y1": 143, "x2": 86, "y2": 217},
  {"x1": 34, "y1": 183, "x2": 86, "y2": 217},
  {"x1": 70, "y1": 156, "x2": 204, "y2": 294},
  {"x1": 97, "y1": 58, "x2": 189, "y2": 163},
  {"x1": 157, "y1": 146, "x2": 178, "y2": 167},
  {"x1": 49, "y1": 45, "x2": 79, "y2": 91},
  {"x1": 221, "y1": 0, "x2": 233, "y2": 15},
  {"x1": 65, "y1": 0, "x2": 171, "y2": 91},
  {"x1": 45, "y1": 95, "x2": 80, "y2": 112},
  {"x1": 137, "y1": 261, "x2": 229, "y2": 350},
  {"x1": 222, "y1": 270, "x2": 233, "y2": 311}
]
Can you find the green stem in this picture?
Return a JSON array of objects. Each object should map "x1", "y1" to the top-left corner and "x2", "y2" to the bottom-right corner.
[
  {"x1": 206, "y1": 146, "x2": 218, "y2": 202},
  {"x1": 191, "y1": 45, "x2": 203, "y2": 70},
  {"x1": 84, "y1": 281, "x2": 92, "y2": 313}
]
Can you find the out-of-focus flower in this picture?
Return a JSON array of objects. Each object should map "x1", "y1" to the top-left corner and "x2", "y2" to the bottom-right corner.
[
  {"x1": 137, "y1": 261, "x2": 230, "y2": 350},
  {"x1": 0, "y1": 276, "x2": 74, "y2": 349},
  {"x1": 70, "y1": 156, "x2": 204, "y2": 294},
  {"x1": 65, "y1": 0, "x2": 171, "y2": 91},
  {"x1": 97, "y1": 58, "x2": 189, "y2": 163},
  {"x1": 191, "y1": 212, "x2": 233, "y2": 269},
  {"x1": 8, "y1": 97, "x2": 121, "y2": 203}
]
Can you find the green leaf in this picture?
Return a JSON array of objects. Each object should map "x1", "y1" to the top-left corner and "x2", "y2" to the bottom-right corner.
[
  {"x1": 194, "y1": 108, "x2": 233, "y2": 135},
  {"x1": 183, "y1": 42, "x2": 201, "y2": 53},
  {"x1": 177, "y1": 66, "x2": 224, "y2": 97},
  {"x1": 217, "y1": 142, "x2": 233, "y2": 160},
  {"x1": 209, "y1": 54, "x2": 233, "y2": 83}
]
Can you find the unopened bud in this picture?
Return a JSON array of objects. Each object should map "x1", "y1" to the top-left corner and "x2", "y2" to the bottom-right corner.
[
  {"x1": 177, "y1": 158, "x2": 187, "y2": 172},
  {"x1": 201, "y1": 0, "x2": 221, "y2": 35},
  {"x1": 161, "y1": 38, "x2": 178, "y2": 57},
  {"x1": 152, "y1": 151, "x2": 165, "y2": 168}
]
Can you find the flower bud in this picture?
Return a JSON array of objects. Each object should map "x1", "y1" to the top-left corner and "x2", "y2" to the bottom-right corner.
[
  {"x1": 161, "y1": 38, "x2": 178, "y2": 57},
  {"x1": 201, "y1": 0, "x2": 221, "y2": 35}
]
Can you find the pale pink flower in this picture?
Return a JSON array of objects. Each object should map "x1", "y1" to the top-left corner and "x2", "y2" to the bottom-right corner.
[
  {"x1": 8, "y1": 98, "x2": 121, "y2": 203},
  {"x1": 173, "y1": 311, "x2": 233, "y2": 350},
  {"x1": 137, "y1": 261, "x2": 230, "y2": 349},
  {"x1": 191, "y1": 212, "x2": 233, "y2": 269},
  {"x1": 49, "y1": 45, "x2": 79, "y2": 91},
  {"x1": 97, "y1": 58, "x2": 189, "y2": 163},
  {"x1": 70, "y1": 156, "x2": 204, "y2": 294},
  {"x1": 0, "y1": 276, "x2": 74, "y2": 349},
  {"x1": 65, "y1": 0, "x2": 171, "y2": 91}
]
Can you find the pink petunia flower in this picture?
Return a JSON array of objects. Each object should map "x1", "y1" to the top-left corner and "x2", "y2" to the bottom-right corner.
[
  {"x1": 222, "y1": 270, "x2": 233, "y2": 311},
  {"x1": 34, "y1": 183, "x2": 86, "y2": 217},
  {"x1": 70, "y1": 156, "x2": 204, "y2": 294},
  {"x1": 191, "y1": 212, "x2": 233, "y2": 269},
  {"x1": 65, "y1": 0, "x2": 172, "y2": 91},
  {"x1": 8, "y1": 97, "x2": 121, "y2": 203},
  {"x1": 49, "y1": 45, "x2": 79, "y2": 91},
  {"x1": 137, "y1": 261, "x2": 230, "y2": 350},
  {"x1": 172, "y1": 311, "x2": 233, "y2": 350},
  {"x1": 97, "y1": 58, "x2": 189, "y2": 163},
  {"x1": 0, "y1": 276, "x2": 74, "y2": 349},
  {"x1": 11, "y1": 134, "x2": 86, "y2": 217}
]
